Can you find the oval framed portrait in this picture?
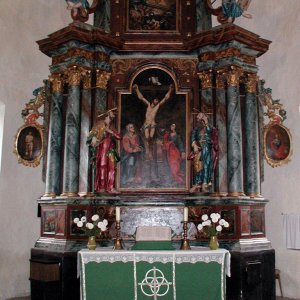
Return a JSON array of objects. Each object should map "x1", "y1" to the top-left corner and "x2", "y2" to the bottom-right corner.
[
  {"x1": 15, "y1": 124, "x2": 43, "y2": 167},
  {"x1": 264, "y1": 123, "x2": 292, "y2": 167}
]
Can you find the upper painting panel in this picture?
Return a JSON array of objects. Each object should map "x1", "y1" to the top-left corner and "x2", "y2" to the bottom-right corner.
[{"x1": 127, "y1": 0, "x2": 178, "y2": 32}]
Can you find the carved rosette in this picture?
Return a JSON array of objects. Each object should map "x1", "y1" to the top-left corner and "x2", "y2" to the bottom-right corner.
[
  {"x1": 96, "y1": 69, "x2": 111, "y2": 89},
  {"x1": 225, "y1": 66, "x2": 243, "y2": 87},
  {"x1": 82, "y1": 70, "x2": 92, "y2": 90},
  {"x1": 50, "y1": 74, "x2": 64, "y2": 93},
  {"x1": 245, "y1": 73, "x2": 258, "y2": 93},
  {"x1": 198, "y1": 70, "x2": 213, "y2": 89},
  {"x1": 67, "y1": 66, "x2": 81, "y2": 86}
]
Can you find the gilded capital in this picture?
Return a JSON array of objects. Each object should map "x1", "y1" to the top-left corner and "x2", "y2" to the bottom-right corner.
[
  {"x1": 226, "y1": 66, "x2": 243, "y2": 87},
  {"x1": 82, "y1": 70, "x2": 92, "y2": 90},
  {"x1": 67, "y1": 66, "x2": 81, "y2": 86},
  {"x1": 245, "y1": 73, "x2": 258, "y2": 93},
  {"x1": 49, "y1": 74, "x2": 64, "y2": 93},
  {"x1": 216, "y1": 71, "x2": 225, "y2": 89},
  {"x1": 96, "y1": 70, "x2": 111, "y2": 89},
  {"x1": 198, "y1": 70, "x2": 213, "y2": 89}
]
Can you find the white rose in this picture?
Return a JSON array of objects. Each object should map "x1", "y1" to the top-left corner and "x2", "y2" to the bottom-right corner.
[
  {"x1": 201, "y1": 214, "x2": 208, "y2": 221},
  {"x1": 210, "y1": 213, "x2": 216, "y2": 219},
  {"x1": 77, "y1": 221, "x2": 83, "y2": 228},
  {"x1": 97, "y1": 221, "x2": 103, "y2": 228},
  {"x1": 215, "y1": 213, "x2": 221, "y2": 220},
  {"x1": 74, "y1": 218, "x2": 79, "y2": 224},
  {"x1": 206, "y1": 220, "x2": 211, "y2": 226},
  {"x1": 102, "y1": 219, "x2": 108, "y2": 226},
  {"x1": 91, "y1": 214, "x2": 99, "y2": 222},
  {"x1": 219, "y1": 219, "x2": 226, "y2": 226},
  {"x1": 99, "y1": 225, "x2": 107, "y2": 232},
  {"x1": 211, "y1": 217, "x2": 219, "y2": 223},
  {"x1": 81, "y1": 216, "x2": 87, "y2": 222},
  {"x1": 224, "y1": 222, "x2": 229, "y2": 228},
  {"x1": 197, "y1": 224, "x2": 203, "y2": 231},
  {"x1": 86, "y1": 223, "x2": 94, "y2": 230},
  {"x1": 216, "y1": 225, "x2": 222, "y2": 232}
]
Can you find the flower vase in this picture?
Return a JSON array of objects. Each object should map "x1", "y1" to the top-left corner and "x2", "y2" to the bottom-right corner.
[
  {"x1": 209, "y1": 235, "x2": 219, "y2": 250},
  {"x1": 87, "y1": 236, "x2": 97, "y2": 250}
]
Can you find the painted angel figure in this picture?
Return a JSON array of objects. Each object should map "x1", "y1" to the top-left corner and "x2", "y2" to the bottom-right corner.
[
  {"x1": 222, "y1": 0, "x2": 252, "y2": 20},
  {"x1": 206, "y1": 0, "x2": 252, "y2": 23},
  {"x1": 66, "y1": 0, "x2": 98, "y2": 22},
  {"x1": 66, "y1": 0, "x2": 89, "y2": 16}
]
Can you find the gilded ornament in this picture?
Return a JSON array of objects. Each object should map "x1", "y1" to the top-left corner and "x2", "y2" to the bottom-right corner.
[
  {"x1": 245, "y1": 73, "x2": 258, "y2": 93},
  {"x1": 198, "y1": 70, "x2": 213, "y2": 89},
  {"x1": 67, "y1": 66, "x2": 81, "y2": 86},
  {"x1": 82, "y1": 70, "x2": 92, "y2": 90},
  {"x1": 96, "y1": 70, "x2": 111, "y2": 89},
  {"x1": 50, "y1": 74, "x2": 64, "y2": 93},
  {"x1": 226, "y1": 66, "x2": 243, "y2": 87},
  {"x1": 216, "y1": 71, "x2": 225, "y2": 89}
]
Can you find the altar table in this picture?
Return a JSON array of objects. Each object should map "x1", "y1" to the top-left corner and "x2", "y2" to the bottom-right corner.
[{"x1": 78, "y1": 247, "x2": 230, "y2": 300}]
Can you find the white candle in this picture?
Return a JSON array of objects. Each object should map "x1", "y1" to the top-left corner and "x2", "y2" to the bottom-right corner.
[
  {"x1": 183, "y1": 207, "x2": 188, "y2": 222},
  {"x1": 116, "y1": 206, "x2": 120, "y2": 221}
]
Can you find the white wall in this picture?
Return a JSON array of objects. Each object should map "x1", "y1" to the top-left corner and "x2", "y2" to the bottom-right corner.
[
  {"x1": 0, "y1": 1, "x2": 299, "y2": 299},
  {"x1": 0, "y1": 1, "x2": 68, "y2": 299},
  {"x1": 236, "y1": 1, "x2": 300, "y2": 298}
]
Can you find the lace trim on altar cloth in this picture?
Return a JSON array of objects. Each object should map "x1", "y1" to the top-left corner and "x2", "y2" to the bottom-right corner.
[{"x1": 78, "y1": 248, "x2": 231, "y2": 276}]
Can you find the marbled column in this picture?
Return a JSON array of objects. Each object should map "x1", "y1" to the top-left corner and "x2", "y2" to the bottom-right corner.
[
  {"x1": 44, "y1": 75, "x2": 64, "y2": 197},
  {"x1": 61, "y1": 66, "x2": 81, "y2": 197},
  {"x1": 226, "y1": 66, "x2": 244, "y2": 196},
  {"x1": 94, "y1": 69, "x2": 111, "y2": 119},
  {"x1": 198, "y1": 70, "x2": 213, "y2": 116},
  {"x1": 258, "y1": 80, "x2": 265, "y2": 183},
  {"x1": 79, "y1": 70, "x2": 92, "y2": 196},
  {"x1": 215, "y1": 71, "x2": 228, "y2": 195},
  {"x1": 244, "y1": 74, "x2": 261, "y2": 197}
]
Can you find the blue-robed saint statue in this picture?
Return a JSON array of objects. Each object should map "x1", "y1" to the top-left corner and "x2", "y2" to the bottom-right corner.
[{"x1": 188, "y1": 112, "x2": 218, "y2": 193}]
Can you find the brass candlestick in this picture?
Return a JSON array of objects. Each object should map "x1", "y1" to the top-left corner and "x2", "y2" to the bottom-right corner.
[
  {"x1": 180, "y1": 221, "x2": 191, "y2": 250},
  {"x1": 113, "y1": 220, "x2": 124, "y2": 250}
]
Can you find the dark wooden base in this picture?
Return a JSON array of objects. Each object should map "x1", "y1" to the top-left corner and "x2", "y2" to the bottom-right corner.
[
  {"x1": 30, "y1": 248, "x2": 79, "y2": 300},
  {"x1": 226, "y1": 249, "x2": 276, "y2": 300}
]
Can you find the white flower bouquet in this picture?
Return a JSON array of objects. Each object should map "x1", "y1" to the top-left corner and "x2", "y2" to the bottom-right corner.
[
  {"x1": 73, "y1": 214, "x2": 108, "y2": 237},
  {"x1": 197, "y1": 213, "x2": 229, "y2": 237}
]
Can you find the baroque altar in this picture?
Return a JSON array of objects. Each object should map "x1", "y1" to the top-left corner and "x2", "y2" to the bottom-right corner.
[{"x1": 23, "y1": 1, "x2": 285, "y2": 299}]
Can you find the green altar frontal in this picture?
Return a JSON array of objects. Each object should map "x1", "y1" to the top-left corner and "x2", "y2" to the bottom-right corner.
[{"x1": 78, "y1": 248, "x2": 230, "y2": 300}]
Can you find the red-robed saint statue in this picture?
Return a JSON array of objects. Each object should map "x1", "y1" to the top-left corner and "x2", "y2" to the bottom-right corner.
[{"x1": 87, "y1": 108, "x2": 121, "y2": 193}]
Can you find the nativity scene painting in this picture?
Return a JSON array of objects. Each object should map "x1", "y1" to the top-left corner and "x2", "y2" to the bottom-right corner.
[{"x1": 118, "y1": 67, "x2": 187, "y2": 191}]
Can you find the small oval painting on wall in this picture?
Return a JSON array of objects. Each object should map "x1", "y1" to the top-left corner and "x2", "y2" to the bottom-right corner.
[
  {"x1": 15, "y1": 124, "x2": 43, "y2": 167},
  {"x1": 264, "y1": 123, "x2": 292, "y2": 167}
]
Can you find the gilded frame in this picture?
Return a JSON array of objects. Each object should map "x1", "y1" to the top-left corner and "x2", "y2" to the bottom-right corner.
[
  {"x1": 15, "y1": 123, "x2": 44, "y2": 167},
  {"x1": 126, "y1": 0, "x2": 179, "y2": 33},
  {"x1": 264, "y1": 122, "x2": 292, "y2": 168},
  {"x1": 116, "y1": 65, "x2": 190, "y2": 193}
]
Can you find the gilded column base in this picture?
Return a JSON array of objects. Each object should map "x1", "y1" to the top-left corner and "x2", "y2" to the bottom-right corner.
[
  {"x1": 78, "y1": 192, "x2": 96, "y2": 197},
  {"x1": 42, "y1": 192, "x2": 57, "y2": 198},
  {"x1": 227, "y1": 192, "x2": 245, "y2": 197},
  {"x1": 247, "y1": 193, "x2": 263, "y2": 198},
  {"x1": 210, "y1": 192, "x2": 228, "y2": 197},
  {"x1": 60, "y1": 192, "x2": 79, "y2": 197}
]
